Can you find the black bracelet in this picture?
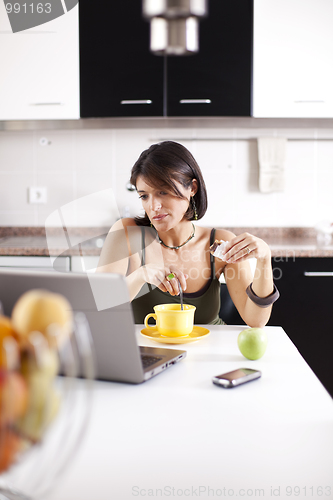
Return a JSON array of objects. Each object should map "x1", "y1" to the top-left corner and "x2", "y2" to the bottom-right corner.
[{"x1": 246, "y1": 282, "x2": 280, "y2": 308}]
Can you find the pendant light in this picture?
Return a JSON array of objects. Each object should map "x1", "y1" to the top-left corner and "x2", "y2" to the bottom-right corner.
[{"x1": 142, "y1": 0, "x2": 208, "y2": 55}]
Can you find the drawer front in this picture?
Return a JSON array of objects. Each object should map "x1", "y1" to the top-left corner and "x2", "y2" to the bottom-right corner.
[{"x1": 0, "y1": 256, "x2": 70, "y2": 272}]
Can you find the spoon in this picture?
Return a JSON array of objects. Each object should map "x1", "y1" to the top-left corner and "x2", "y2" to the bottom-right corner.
[
  {"x1": 177, "y1": 279, "x2": 184, "y2": 311},
  {"x1": 167, "y1": 273, "x2": 184, "y2": 310}
]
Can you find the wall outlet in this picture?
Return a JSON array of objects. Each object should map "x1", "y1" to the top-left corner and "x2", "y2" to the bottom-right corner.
[{"x1": 29, "y1": 187, "x2": 48, "y2": 204}]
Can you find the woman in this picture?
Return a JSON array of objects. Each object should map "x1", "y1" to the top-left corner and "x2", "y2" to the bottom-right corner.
[{"x1": 97, "y1": 141, "x2": 279, "y2": 327}]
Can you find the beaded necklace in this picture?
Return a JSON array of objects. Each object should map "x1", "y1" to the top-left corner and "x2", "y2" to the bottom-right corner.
[{"x1": 156, "y1": 223, "x2": 196, "y2": 250}]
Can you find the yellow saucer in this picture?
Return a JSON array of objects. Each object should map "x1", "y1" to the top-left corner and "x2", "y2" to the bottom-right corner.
[{"x1": 140, "y1": 325, "x2": 210, "y2": 344}]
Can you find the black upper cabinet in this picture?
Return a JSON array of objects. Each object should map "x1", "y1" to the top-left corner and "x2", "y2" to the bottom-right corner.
[
  {"x1": 79, "y1": 0, "x2": 252, "y2": 118},
  {"x1": 79, "y1": 1, "x2": 164, "y2": 117},
  {"x1": 167, "y1": 0, "x2": 253, "y2": 117}
]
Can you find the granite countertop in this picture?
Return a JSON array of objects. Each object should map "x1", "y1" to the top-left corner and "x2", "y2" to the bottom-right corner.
[
  {"x1": 0, "y1": 227, "x2": 108, "y2": 257},
  {"x1": 0, "y1": 227, "x2": 333, "y2": 258}
]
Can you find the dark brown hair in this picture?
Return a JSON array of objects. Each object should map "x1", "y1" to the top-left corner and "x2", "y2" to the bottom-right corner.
[{"x1": 130, "y1": 141, "x2": 208, "y2": 226}]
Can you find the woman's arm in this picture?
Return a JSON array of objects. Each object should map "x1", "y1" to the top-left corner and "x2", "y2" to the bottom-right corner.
[
  {"x1": 96, "y1": 218, "x2": 135, "y2": 275},
  {"x1": 96, "y1": 218, "x2": 148, "y2": 300},
  {"x1": 215, "y1": 231, "x2": 276, "y2": 328},
  {"x1": 96, "y1": 219, "x2": 188, "y2": 301}
]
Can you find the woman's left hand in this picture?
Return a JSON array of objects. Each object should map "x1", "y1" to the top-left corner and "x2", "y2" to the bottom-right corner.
[{"x1": 221, "y1": 233, "x2": 271, "y2": 264}]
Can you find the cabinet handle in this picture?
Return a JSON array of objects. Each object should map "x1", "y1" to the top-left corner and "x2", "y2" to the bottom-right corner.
[
  {"x1": 294, "y1": 100, "x2": 325, "y2": 104},
  {"x1": 29, "y1": 102, "x2": 64, "y2": 106},
  {"x1": 179, "y1": 99, "x2": 211, "y2": 104},
  {"x1": 304, "y1": 271, "x2": 333, "y2": 277},
  {"x1": 120, "y1": 100, "x2": 152, "y2": 105}
]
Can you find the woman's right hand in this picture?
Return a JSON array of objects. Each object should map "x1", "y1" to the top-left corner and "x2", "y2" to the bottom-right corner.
[{"x1": 141, "y1": 264, "x2": 188, "y2": 296}]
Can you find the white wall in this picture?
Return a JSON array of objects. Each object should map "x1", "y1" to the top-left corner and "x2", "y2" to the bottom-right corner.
[{"x1": 0, "y1": 122, "x2": 332, "y2": 228}]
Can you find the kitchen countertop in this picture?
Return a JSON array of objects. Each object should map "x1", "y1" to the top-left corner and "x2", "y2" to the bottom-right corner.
[
  {"x1": 0, "y1": 227, "x2": 333, "y2": 257},
  {"x1": 0, "y1": 227, "x2": 108, "y2": 257}
]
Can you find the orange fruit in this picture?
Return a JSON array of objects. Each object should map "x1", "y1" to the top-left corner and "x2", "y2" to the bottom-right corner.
[
  {"x1": 0, "y1": 371, "x2": 28, "y2": 427},
  {"x1": 0, "y1": 427, "x2": 22, "y2": 473},
  {"x1": 0, "y1": 316, "x2": 20, "y2": 369}
]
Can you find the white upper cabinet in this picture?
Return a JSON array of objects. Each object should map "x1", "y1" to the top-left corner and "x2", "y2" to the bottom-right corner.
[
  {"x1": 0, "y1": 3, "x2": 79, "y2": 120},
  {"x1": 253, "y1": 0, "x2": 333, "y2": 118}
]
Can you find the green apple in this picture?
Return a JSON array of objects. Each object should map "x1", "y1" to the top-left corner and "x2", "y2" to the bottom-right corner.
[{"x1": 237, "y1": 328, "x2": 268, "y2": 360}]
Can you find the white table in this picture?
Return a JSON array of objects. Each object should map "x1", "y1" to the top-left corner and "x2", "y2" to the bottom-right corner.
[{"x1": 45, "y1": 325, "x2": 333, "y2": 500}]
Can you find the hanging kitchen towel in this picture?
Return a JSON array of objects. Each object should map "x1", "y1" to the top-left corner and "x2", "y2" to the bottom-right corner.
[{"x1": 257, "y1": 137, "x2": 287, "y2": 193}]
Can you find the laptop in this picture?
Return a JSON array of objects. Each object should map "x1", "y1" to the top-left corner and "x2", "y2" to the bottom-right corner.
[{"x1": 0, "y1": 268, "x2": 186, "y2": 383}]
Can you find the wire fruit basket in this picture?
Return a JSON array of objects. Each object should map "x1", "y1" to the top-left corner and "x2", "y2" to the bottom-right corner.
[{"x1": 0, "y1": 305, "x2": 95, "y2": 500}]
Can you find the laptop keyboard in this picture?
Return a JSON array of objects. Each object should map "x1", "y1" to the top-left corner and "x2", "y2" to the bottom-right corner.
[{"x1": 141, "y1": 355, "x2": 163, "y2": 369}]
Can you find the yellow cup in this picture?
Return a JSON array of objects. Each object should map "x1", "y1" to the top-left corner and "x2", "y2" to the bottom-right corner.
[{"x1": 144, "y1": 304, "x2": 196, "y2": 337}]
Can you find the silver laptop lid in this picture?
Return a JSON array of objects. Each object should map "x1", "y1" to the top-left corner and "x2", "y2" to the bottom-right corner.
[{"x1": 0, "y1": 269, "x2": 146, "y2": 383}]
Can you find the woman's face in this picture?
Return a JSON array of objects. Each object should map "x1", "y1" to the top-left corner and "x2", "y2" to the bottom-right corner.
[{"x1": 136, "y1": 176, "x2": 196, "y2": 230}]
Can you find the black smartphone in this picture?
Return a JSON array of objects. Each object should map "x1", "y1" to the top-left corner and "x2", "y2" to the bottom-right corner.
[{"x1": 212, "y1": 368, "x2": 261, "y2": 388}]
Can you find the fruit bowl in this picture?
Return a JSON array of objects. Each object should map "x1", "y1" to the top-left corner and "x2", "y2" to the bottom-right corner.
[{"x1": 0, "y1": 295, "x2": 95, "y2": 500}]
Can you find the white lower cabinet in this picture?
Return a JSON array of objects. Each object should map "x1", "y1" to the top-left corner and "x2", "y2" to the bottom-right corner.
[
  {"x1": 253, "y1": 0, "x2": 333, "y2": 118},
  {"x1": 0, "y1": 255, "x2": 70, "y2": 271},
  {"x1": 0, "y1": 256, "x2": 99, "y2": 272},
  {"x1": 0, "y1": 3, "x2": 79, "y2": 120},
  {"x1": 70, "y1": 256, "x2": 99, "y2": 273}
]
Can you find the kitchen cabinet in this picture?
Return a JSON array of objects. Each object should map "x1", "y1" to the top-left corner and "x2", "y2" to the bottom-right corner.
[
  {"x1": 166, "y1": 0, "x2": 252, "y2": 116},
  {"x1": 268, "y1": 257, "x2": 333, "y2": 397},
  {"x1": 79, "y1": 0, "x2": 252, "y2": 118},
  {"x1": 0, "y1": 255, "x2": 98, "y2": 273},
  {"x1": 0, "y1": 3, "x2": 79, "y2": 120},
  {"x1": 253, "y1": 0, "x2": 333, "y2": 118},
  {"x1": 79, "y1": 0, "x2": 164, "y2": 118},
  {"x1": 0, "y1": 256, "x2": 101, "y2": 273},
  {"x1": 0, "y1": 256, "x2": 70, "y2": 271},
  {"x1": 71, "y1": 256, "x2": 99, "y2": 272}
]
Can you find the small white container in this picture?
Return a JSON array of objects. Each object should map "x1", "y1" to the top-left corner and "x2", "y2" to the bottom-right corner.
[{"x1": 315, "y1": 221, "x2": 333, "y2": 247}]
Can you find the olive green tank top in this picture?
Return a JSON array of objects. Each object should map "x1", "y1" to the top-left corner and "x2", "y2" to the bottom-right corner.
[{"x1": 131, "y1": 227, "x2": 225, "y2": 325}]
